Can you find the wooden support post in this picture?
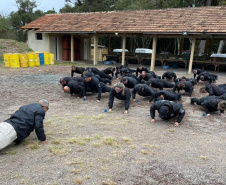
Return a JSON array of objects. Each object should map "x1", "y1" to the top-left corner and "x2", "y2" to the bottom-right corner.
[
  {"x1": 188, "y1": 35, "x2": 196, "y2": 74},
  {"x1": 122, "y1": 33, "x2": 126, "y2": 66},
  {"x1": 179, "y1": 37, "x2": 184, "y2": 56},
  {"x1": 108, "y1": 36, "x2": 110, "y2": 54},
  {"x1": 94, "y1": 33, "x2": 98, "y2": 65},
  {"x1": 150, "y1": 35, "x2": 157, "y2": 71},
  {"x1": 129, "y1": 36, "x2": 133, "y2": 53},
  {"x1": 208, "y1": 37, "x2": 213, "y2": 59},
  {"x1": 204, "y1": 37, "x2": 209, "y2": 60},
  {"x1": 49, "y1": 34, "x2": 52, "y2": 53},
  {"x1": 71, "y1": 34, "x2": 74, "y2": 62}
]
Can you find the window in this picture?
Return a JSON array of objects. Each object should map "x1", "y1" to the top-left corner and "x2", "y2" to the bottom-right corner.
[{"x1": 36, "y1": 33, "x2": 43, "y2": 40}]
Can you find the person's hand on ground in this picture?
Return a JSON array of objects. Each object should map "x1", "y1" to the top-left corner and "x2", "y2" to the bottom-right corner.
[
  {"x1": 133, "y1": 99, "x2": 136, "y2": 102},
  {"x1": 109, "y1": 109, "x2": 112, "y2": 112},
  {"x1": 207, "y1": 114, "x2": 210, "y2": 117},
  {"x1": 96, "y1": 100, "x2": 100, "y2": 103},
  {"x1": 147, "y1": 101, "x2": 150, "y2": 104},
  {"x1": 221, "y1": 113, "x2": 224, "y2": 116},
  {"x1": 151, "y1": 119, "x2": 155, "y2": 123},
  {"x1": 42, "y1": 140, "x2": 47, "y2": 144},
  {"x1": 174, "y1": 122, "x2": 179, "y2": 127},
  {"x1": 124, "y1": 110, "x2": 128, "y2": 114}
]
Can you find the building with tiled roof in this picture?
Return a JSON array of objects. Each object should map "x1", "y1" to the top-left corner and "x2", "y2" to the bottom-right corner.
[{"x1": 22, "y1": 6, "x2": 226, "y2": 73}]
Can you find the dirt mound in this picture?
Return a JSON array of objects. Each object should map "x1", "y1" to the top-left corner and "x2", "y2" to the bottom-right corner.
[{"x1": 0, "y1": 39, "x2": 32, "y2": 60}]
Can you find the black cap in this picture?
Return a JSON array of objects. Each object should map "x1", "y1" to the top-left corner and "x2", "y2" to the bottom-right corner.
[
  {"x1": 84, "y1": 71, "x2": 94, "y2": 78},
  {"x1": 159, "y1": 106, "x2": 168, "y2": 119}
]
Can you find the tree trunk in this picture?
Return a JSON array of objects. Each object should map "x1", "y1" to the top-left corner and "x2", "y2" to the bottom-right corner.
[{"x1": 217, "y1": 40, "x2": 226, "y2": 54}]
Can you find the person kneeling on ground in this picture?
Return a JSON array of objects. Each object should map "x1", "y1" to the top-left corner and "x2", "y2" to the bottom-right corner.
[
  {"x1": 150, "y1": 100, "x2": 185, "y2": 127},
  {"x1": 0, "y1": 100, "x2": 49, "y2": 150},
  {"x1": 83, "y1": 71, "x2": 111, "y2": 102},
  {"x1": 108, "y1": 83, "x2": 131, "y2": 114},
  {"x1": 200, "y1": 99, "x2": 226, "y2": 117}
]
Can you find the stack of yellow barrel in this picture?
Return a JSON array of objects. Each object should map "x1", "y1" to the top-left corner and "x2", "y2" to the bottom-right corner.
[{"x1": 3, "y1": 52, "x2": 54, "y2": 68}]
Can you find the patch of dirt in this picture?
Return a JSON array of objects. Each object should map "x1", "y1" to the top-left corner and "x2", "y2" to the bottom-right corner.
[{"x1": 0, "y1": 64, "x2": 226, "y2": 185}]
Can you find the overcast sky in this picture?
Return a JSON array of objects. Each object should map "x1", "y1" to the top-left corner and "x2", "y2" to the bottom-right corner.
[{"x1": 0, "y1": 0, "x2": 67, "y2": 16}]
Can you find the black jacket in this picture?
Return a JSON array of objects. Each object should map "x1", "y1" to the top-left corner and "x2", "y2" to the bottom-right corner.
[
  {"x1": 154, "y1": 90, "x2": 181, "y2": 102},
  {"x1": 83, "y1": 77, "x2": 102, "y2": 100},
  {"x1": 139, "y1": 73, "x2": 154, "y2": 82},
  {"x1": 99, "y1": 71, "x2": 112, "y2": 80},
  {"x1": 197, "y1": 72, "x2": 214, "y2": 83},
  {"x1": 108, "y1": 87, "x2": 131, "y2": 110},
  {"x1": 71, "y1": 67, "x2": 85, "y2": 77},
  {"x1": 121, "y1": 77, "x2": 138, "y2": 89},
  {"x1": 132, "y1": 84, "x2": 155, "y2": 102},
  {"x1": 67, "y1": 81, "x2": 84, "y2": 97},
  {"x1": 86, "y1": 67, "x2": 100, "y2": 74},
  {"x1": 5, "y1": 103, "x2": 46, "y2": 144},
  {"x1": 193, "y1": 68, "x2": 203, "y2": 78},
  {"x1": 136, "y1": 66, "x2": 150, "y2": 76},
  {"x1": 205, "y1": 83, "x2": 223, "y2": 96},
  {"x1": 63, "y1": 77, "x2": 85, "y2": 83},
  {"x1": 102, "y1": 67, "x2": 114, "y2": 77},
  {"x1": 162, "y1": 71, "x2": 177, "y2": 80},
  {"x1": 150, "y1": 100, "x2": 185, "y2": 123},
  {"x1": 145, "y1": 79, "x2": 175, "y2": 90},
  {"x1": 174, "y1": 78, "x2": 197, "y2": 86},
  {"x1": 191, "y1": 96, "x2": 218, "y2": 105},
  {"x1": 173, "y1": 81, "x2": 193, "y2": 97},
  {"x1": 201, "y1": 99, "x2": 224, "y2": 114}
]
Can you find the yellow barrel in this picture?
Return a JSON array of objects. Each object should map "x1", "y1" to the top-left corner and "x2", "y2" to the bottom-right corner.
[
  {"x1": 49, "y1": 53, "x2": 54, "y2": 65},
  {"x1": 34, "y1": 53, "x2": 40, "y2": 66},
  {"x1": 44, "y1": 53, "x2": 50, "y2": 65},
  {"x1": 19, "y1": 54, "x2": 28, "y2": 68},
  {"x1": 27, "y1": 53, "x2": 35, "y2": 67},
  {"x1": 9, "y1": 53, "x2": 20, "y2": 68},
  {"x1": 3, "y1": 53, "x2": 10, "y2": 67}
]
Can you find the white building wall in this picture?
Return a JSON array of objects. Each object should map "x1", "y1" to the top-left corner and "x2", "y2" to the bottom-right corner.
[{"x1": 27, "y1": 30, "x2": 50, "y2": 52}]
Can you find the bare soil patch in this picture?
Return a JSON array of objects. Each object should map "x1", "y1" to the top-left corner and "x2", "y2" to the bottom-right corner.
[{"x1": 0, "y1": 64, "x2": 225, "y2": 185}]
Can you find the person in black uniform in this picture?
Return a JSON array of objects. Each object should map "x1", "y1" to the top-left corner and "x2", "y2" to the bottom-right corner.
[
  {"x1": 145, "y1": 79, "x2": 175, "y2": 90},
  {"x1": 150, "y1": 100, "x2": 185, "y2": 127},
  {"x1": 101, "y1": 67, "x2": 115, "y2": 78},
  {"x1": 190, "y1": 94, "x2": 226, "y2": 105},
  {"x1": 115, "y1": 65, "x2": 136, "y2": 78},
  {"x1": 60, "y1": 77, "x2": 85, "y2": 89},
  {"x1": 132, "y1": 84, "x2": 156, "y2": 104},
  {"x1": 63, "y1": 81, "x2": 85, "y2": 98},
  {"x1": 197, "y1": 72, "x2": 217, "y2": 83},
  {"x1": 71, "y1": 66, "x2": 85, "y2": 77},
  {"x1": 86, "y1": 67, "x2": 100, "y2": 75},
  {"x1": 200, "y1": 83, "x2": 226, "y2": 96},
  {"x1": 173, "y1": 81, "x2": 193, "y2": 97},
  {"x1": 138, "y1": 71, "x2": 155, "y2": 82},
  {"x1": 108, "y1": 82, "x2": 131, "y2": 114},
  {"x1": 162, "y1": 71, "x2": 177, "y2": 81},
  {"x1": 174, "y1": 76, "x2": 197, "y2": 86},
  {"x1": 193, "y1": 68, "x2": 203, "y2": 78},
  {"x1": 154, "y1": 90, "x2": 181, "y2": 102},
  {"x1": 136, "y1": 65, "x2": 151, "y2": 77},
  {"x1": 121, "y1": 77, "x2": 139, "y2": 89},
  {"x1": 200, "y1": 99, "x2": 226, "y2": 116},
  {"x1": 94, "y1": 74, "x2": 112, "y2": 85},
  {"x1": 83, "y1": 72, "x2": 111, "y2": 102},
  {"x1": 0, "y1": 100, "x2": 49, "y2": 150}
]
